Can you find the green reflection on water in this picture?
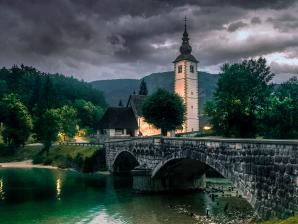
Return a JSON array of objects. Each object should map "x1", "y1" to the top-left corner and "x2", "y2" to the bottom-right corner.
[{"x1": 0, "y1": 168, "x2": 253, "y2": 224}]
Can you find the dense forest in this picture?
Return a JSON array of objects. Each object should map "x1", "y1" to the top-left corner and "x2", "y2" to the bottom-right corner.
[
  {"x1": 0, "y1": 65, "x2": 106, "y2": 110},
  {"x1": 0, "y1": 65, "x2": 107, "y2": 153}
]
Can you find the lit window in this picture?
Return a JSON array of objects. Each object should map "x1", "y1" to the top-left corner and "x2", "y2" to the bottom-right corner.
[
  {"x1": 190, "y1": 65, "x2": 194, "y2": 73},
  {"x1": 178, "y1": 65, "x2": 182, "y2": 73}
]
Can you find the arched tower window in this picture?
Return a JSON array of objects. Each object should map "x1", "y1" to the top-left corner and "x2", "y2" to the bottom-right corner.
[
  {"x1": 178, "y1": 65, "x2": 182, "y2": 73},
  {"x1": 190, "y1": 65, "x2": 194, "y2": 73}
]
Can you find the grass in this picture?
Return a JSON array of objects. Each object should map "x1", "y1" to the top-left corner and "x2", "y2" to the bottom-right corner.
[
  {"x1": 0, "y1": 144, "x2": 42, "y2": 163},
  {"x1": 33, "y1": 145, "x2": 105, "y2": 172},
  {"x1": 0, "y1": 143, "x2": 106, "y2": 172},
  {"x1": 260, "y1": 215, "x2": 298, "y2": 224}
]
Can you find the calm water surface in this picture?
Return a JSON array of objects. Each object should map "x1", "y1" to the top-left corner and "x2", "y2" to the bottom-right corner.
[{"x1": 0, "y1": 168, "x2": 254, "y2": 224}]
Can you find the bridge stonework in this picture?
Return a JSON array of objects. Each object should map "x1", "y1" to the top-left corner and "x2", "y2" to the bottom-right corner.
[{"x1": 104, "y1": 137, "x2": 298, "y2": 219}]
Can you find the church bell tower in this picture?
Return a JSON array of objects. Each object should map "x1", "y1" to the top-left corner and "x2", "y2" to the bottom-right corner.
[{"x1": 174, "y1": 18, "x2": 199, "y2": 132}]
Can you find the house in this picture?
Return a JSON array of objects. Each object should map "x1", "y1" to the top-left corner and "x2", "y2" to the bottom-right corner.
[
  {"x1": 97, "y1": 107, "x2": 138, "y2": 137},
  {"x1": 98, "y1": 94, "x2": 161, "y2": 138}
]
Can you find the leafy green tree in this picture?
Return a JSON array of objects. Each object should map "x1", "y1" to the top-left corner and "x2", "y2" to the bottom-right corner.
[
  {"x1": 0, "y1": 94, "x2": 32, "y2": 149},
  {"x1": 0, "y1": 80, "x2": 7, "y2": 97},
  {"x1": 58, "y1": 105, "x2": 78, "y2": 140},
  {"x1": 139, "y1": 79, "x2": 148, "y2": 95},
  {"x1": 259, "y1": 96, "x2": 298, "y2": 139},
  {"x1": 259, "y1": 78, "x2": 298, "y2": 139},
  {"x1": 142, "y1": 89, "x2": 185, "y2": 136},
  {"x1": 34, "y1": 108, "x2": 61, "y2": 154},
  {"x1": 29, "y1": 75, "x2": 42, "y2": 111},
  {"x1": 40, "y1": 76, "x2": 56, "y2": 110},
  {"x1": 205, "y1": 58, "x2": 274, "y2": 138},
  {"x1": 74, "y1": 99, "x2": 104, "y2": 131}
]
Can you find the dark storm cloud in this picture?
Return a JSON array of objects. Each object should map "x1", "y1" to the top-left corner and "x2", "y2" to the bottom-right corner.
[
  {"x1": 227, "y1": 21, "x2": 248, "y2": 32},
  {"x1": 0, "y1": 0, "x2": 297, "y2": 81},
  {"x1": 251, "y1": 17, "x2": 262, "y2": 24},
  {"x1": 199, "y1": 34, "x2": 298, "y2": 66},
  {"x1": 267, "y1": 14, "x2": 298, "y2": 32}
]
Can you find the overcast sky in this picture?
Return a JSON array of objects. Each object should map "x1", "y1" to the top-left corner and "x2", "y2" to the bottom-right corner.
[{"x1": 1, "y1": 0, "x2": 298, "y2": 82}]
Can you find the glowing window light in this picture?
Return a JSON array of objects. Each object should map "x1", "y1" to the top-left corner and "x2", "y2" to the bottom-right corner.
[{"x1": 203, "y1": 126, "x2": 212, "y2": 131}]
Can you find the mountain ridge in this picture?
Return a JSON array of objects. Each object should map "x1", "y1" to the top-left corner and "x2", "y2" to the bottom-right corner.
[{"x1": 90, "y1": 71, "x2": 219, "y2": 113}]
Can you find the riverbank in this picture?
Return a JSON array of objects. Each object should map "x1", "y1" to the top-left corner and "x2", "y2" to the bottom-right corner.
[
  {"x1": 260, "y1": 215, "x2": 298, "y2": 224},
  {"x1": 0, "y1": 160, "x2": 57, "y2": 169},
  {"x1": 0, "y1": 144, "x2": 106, "y2": 172}
]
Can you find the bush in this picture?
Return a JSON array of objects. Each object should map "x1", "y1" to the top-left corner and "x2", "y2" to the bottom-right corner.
[
  {"x1": 32, "y1": 145, "x2": 106, "y2": 172},
  {"x1": 32, "y1": 154, "x2": 44, "y2": 164}
]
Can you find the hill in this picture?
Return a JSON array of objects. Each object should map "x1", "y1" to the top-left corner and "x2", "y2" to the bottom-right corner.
[
  {"x1": 90, "y1": 71, "x2": 219, "y2": 113},
  {"x1": 0, "y1": 65, "x2": 107, "y2": 110}
]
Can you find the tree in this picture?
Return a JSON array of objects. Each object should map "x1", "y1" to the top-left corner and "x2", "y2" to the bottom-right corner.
[
  {"x1": 118, "y1": 99, "x2": 123, "y2": 107},
  {"x1": 205, "y1": 58, "x2": 274, "y2": 138},
  {"x1": 0, "y1": 94, "x2": 32, "y2": 149},
  {"x1": 259, "y1": 78, "x2": 298, "y2": 139},
  {"x1": 142, "y1": 89, "x2": 185, "y2": 136},
  {"x1": 74, "y1": 99, "x2": 104, "y2": 131},
  {"x1": 58, "y1": 105, "x2": 78, "y2": 140},
  {"x1": 39, "y1": 76, "x2": 56, "y2": 110},
  {"x1": 0, "y1": 80, "x2": 7, "y2": 97},
  {"x1": 29, "y1": 75, "x2": 42, "y2": 111},
  {"x1": 139, "y1": 79, "x2": 148, "y2": 95},
  {"x1": 34, "y1": 108, "x2": 61, "y2": 154}
]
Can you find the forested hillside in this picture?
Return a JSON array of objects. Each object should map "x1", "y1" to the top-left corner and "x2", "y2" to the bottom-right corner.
[
  {"x1": 91, "y1": 71, "x2": 219, "y2": 113},
  {"x1": 0, "y1": 65, "x2": 107, "y2": 151},
  {"x1": 0, "y1": 65, "x2": 107, "y2": 110}
]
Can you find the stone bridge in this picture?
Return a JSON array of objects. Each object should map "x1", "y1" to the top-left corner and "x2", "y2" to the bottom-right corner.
[{"x1": 104, "y1": 137, "x2": 298, "y2": 219}]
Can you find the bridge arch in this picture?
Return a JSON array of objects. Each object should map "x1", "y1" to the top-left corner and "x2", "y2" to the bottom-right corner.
[
  {"x1": 151, "y1": 155, "x2": 251, "y2": 205},
  {"x1": 112, "y1": 150, "x2": 139, "y2": 174}
]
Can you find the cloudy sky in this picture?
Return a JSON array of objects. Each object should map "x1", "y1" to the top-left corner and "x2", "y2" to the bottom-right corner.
[{"x1": 1, "y1": 0, "x2": 298, "y2": 82}]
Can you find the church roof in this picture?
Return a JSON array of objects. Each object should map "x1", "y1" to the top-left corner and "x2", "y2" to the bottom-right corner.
[
  {"x1": 173, "y1": 54, "x2": 198, "y2": 63},
  {"x1": 97, "y1": 107, "x2": 138, "y2": 130},
  {"x1": 173, "y1": 18, "x2": 198, "y2": 63},
  {"x1": 127, "y1": 94, "x2": 147, "y2": 117}
]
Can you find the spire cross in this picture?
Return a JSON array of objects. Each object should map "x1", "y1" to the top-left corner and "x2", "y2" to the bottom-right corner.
[{"x1": 184, "y1": 16, "x2": 187, "y2": 32}]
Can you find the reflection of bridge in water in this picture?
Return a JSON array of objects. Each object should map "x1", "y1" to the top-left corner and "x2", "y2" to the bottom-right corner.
[{"x1": 104, "y1": 137, "x2": 298, "y2": 219}]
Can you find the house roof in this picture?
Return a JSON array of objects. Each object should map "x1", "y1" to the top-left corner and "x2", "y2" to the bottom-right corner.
[
  {"x1": 97, "y1": 107, "x2": 138, "y2": 130},
  {"x1": 127, "y1": 94, "x2": 147, "y2": 117}
]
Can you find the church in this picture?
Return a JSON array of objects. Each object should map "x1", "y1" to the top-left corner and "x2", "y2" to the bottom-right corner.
[{"x1": 98, "y1": 20, "x2": 200, "y2": 137}]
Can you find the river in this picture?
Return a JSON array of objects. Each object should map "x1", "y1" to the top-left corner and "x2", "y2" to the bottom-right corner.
[{"x1": 0, "y1": 168, "x2": 255, "y2": 224}]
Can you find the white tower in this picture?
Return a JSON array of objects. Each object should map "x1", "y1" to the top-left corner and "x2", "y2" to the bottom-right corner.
[{"x1": 174, "y1": 19, "x2": 199, "y2": 132}]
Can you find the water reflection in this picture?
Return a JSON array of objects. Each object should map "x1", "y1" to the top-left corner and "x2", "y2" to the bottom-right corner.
[
  {"x1": 56, "y1": 178, "x2": 61, "y2": 200},
  {"x1": 0, "y1": 169, "x2": 254, "y2": 224},
  {"x1": 0, "y1": 178, "x2": 5, "y2": 200}
]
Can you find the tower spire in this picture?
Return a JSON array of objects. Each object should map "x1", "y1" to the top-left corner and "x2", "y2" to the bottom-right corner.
[
  {"x1": 173, "y1": 17, "x2": 198, "y2": 63},
  {"x1": 180, "y1": 17, "x2": 191, "y2": 55},
  {"x1": 184, "y1": 16, "x2": 187, "y2": 33}
]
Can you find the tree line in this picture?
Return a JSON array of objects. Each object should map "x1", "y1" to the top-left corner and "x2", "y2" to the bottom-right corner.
[
  {"x1": 206, "y1": 57, "x2": 298, "y2": 139},
  {"x1": 0, "y1": 65, "x2": 107, "y2": 154}
]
